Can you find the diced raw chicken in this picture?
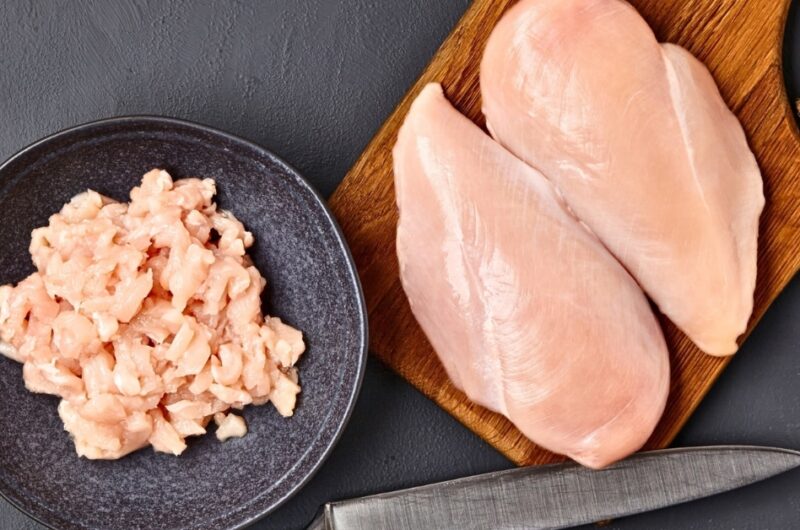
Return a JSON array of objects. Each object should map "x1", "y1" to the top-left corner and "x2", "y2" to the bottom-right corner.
[
  {"x1": 270, "y1": 369, "x2": 301, "y2": 418},
  {"x1": 393, "y1": 84, "x2": 669, "y2": 468},
  {"x1": 166, "y1": 399, "x2": 213, "y2": 420},
  {"x1": 52, "y1": 311, "x2": 100, "y2": 359},
  {"x1": 79, "y1": 394, "x2": 128, "y2": 423},
  {"x1": 58, "y1": 401, "x2": 153, "y2": 460},
  {"x1": 211, "y1": 343, "x2": 244, "y2": 386},
  {"x1": 188, "y1": 362, "x2": 214, "y2": 395},
  {"x1": 209, "y1": 383, "x2": 253, "y2": 405},
  {"x1": 0, "y1": 170, "x2": 305, "y2": 459},
  {"x1": 23, "y1": 360, "x2": 85, "y2": 399},
  {"x1": 265, "y1": 317, "x2": 306, "y2": 367},
  {"x1": 214, "y1": 412, "x2": 248, "y2": 441},
  {"x1": 480, "y1": 0, "x2": 764, "y2": 355},
  {"x1": 171, "y1": 419, "x2": 208, "y2": 438},
  {"x1": 82, "y1": 351, "x2": 117, "y2": 396},
  {"x1": 149, "y1": 409, "x2": 187, "y2": 456}
]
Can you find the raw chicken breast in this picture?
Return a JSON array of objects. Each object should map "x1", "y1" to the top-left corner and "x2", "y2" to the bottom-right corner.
[
  {"x1": 481, "y1": 0, "x2": 764, "y2": 356},
  {"x1": 394, "y1": 84, "x2": 669, "y2": 468}
]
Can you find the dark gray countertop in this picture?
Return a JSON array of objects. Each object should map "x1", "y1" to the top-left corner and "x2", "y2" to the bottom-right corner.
[{"x1": 1, "y1": 1, "x2": 799, "y2": 529}]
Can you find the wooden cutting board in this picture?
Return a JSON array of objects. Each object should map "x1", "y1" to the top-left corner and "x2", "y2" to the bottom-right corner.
[{"x1": 329, "y1": 0, "x2": 800, "y2": 466}]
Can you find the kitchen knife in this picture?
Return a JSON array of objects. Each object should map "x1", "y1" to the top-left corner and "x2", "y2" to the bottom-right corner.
[{"x1": 306, "y1": 445, "x2": 800, "y2": 529}]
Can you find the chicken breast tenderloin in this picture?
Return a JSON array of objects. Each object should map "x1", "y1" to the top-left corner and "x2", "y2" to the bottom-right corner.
[
  {"x1": 481, "y1": 0, "x2": 764, "y2": 355},
  {"x1": 394, "y1": 83, "x2": 669, "y2": 468}
]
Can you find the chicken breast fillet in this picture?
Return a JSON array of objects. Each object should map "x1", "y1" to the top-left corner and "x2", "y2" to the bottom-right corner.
[
  {"x1": 394, "y1": 83, "x2": 669, "y2": 468},
  {"x1": 481, "y1": 0, "x2": 764, "y2": 355}
]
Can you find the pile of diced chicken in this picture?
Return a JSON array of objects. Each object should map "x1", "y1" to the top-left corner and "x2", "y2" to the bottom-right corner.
[{"x1": 0, "y1": 169, "x2": 305, "y2": 459}]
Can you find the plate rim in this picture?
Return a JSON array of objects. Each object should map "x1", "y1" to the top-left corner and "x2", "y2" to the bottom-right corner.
[{"x1": 0, "y1": 115, "x2": 369, "y2": 530}]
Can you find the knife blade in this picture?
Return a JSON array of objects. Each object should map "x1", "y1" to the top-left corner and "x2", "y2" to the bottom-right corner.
[{"x1": 307, "y1": 445, "x2": 800, "y2": 530}]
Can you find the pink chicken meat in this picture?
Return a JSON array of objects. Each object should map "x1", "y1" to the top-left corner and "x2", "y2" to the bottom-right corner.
[
  {"x1": 0, "y1": 170, "x2": 305, "y2": 459},
  {"x1": 481, "y1": 0, "x2": 764, "y2": 355},
  {"x1": 394, "y1": 84, "x2": 669, "y2": 468}
]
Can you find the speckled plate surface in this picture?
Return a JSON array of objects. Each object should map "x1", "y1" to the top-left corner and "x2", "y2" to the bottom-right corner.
[{"x1": 0, "y1": 117, "x2": 368, "y2": 530}]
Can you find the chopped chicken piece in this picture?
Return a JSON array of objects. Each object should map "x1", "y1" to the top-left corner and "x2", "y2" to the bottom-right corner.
[{"x1": 214, "y1": 412, "x2": 247, "y2": 441}]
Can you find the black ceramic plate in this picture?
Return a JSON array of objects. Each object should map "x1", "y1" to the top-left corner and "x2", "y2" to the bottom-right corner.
[{"x1": 0, "y1": 117, "x2": 367, "y2": 530}]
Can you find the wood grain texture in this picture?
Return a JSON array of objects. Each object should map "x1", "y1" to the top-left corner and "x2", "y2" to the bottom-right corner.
[{"x1": 329, "y1": 0, "x2": 800, "y2": 466}]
